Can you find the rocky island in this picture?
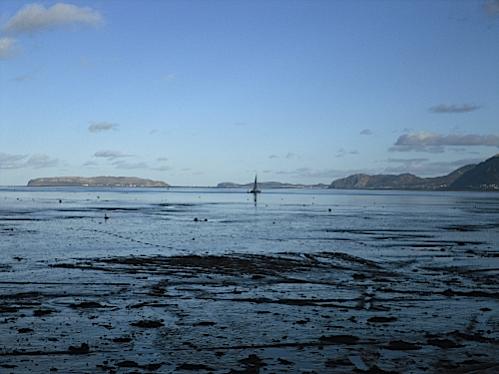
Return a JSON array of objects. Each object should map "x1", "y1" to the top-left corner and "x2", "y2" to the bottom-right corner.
[{"x1": 27, "y1": 176, "x2": 168, "y2": 188}]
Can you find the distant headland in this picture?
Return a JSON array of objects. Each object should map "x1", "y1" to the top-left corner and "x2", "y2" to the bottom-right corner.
[
  {"x1": 27, "y1": 176, "x2": 168, "y2": 188},
  {"x1": 328, "y1": 154, "x2": 499, "y2": 191}
]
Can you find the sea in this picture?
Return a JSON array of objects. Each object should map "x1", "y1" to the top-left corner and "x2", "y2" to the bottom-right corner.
[{"x1": 1, "y1": 186, "x2": 498, "y2": 264}]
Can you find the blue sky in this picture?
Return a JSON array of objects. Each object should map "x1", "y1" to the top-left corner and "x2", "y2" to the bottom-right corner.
[{"x1": 1, "y1": 0, "x2": 498, "y2": 186}]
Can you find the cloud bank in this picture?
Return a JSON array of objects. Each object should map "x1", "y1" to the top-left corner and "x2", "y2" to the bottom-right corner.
[
  {"x1": 390, "y1": 132, "x2": 499, "y2": 152},
  {"x1": 3, "y1": 3, "x2": 103, "y2": 35}
]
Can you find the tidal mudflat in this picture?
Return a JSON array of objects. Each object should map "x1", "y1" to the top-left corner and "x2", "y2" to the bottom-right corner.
[{"x1": 0, "y1": 187, "x2": 498, "y2": 373}]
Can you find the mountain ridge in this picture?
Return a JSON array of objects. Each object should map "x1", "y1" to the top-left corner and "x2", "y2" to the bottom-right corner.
[{"x1": 329, "y1": 154, "x2": 499, "y2": 191}]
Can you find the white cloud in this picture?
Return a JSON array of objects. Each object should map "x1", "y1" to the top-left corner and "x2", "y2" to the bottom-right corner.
[
  {"x1": 94, "y1": 150, "x2": 132, "y2": 160},
  {"x1": 88, "y1": 122, "x2": 119, "y2": 133},
  {"x1": 0, "y1": 37, "x2": 16, "y2": 59},
  {"x1": 390, "y1": 132, "x2": 499, "y2": 152},
  {"x1": 3, "y1": 3, "x2": 103, "y2": 35}
]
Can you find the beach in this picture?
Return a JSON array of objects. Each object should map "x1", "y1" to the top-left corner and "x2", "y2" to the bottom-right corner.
[{"x1": 1, "y1": 187, "x2": 498, "y2": 373}]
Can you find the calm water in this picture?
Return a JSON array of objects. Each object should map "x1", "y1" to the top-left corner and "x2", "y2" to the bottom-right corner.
[{"x1": 1, "y1": 187, "x2": 498, "y2": 264}]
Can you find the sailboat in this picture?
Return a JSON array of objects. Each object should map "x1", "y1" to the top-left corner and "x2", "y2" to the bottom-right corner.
[{"x1": 249, "y1": 175, "x2": 261, "y2": 194}]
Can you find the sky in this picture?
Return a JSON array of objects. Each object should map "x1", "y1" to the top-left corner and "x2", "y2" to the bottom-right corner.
[{"x1": 0, "y1": 0, "x2": 498, "y2": 186}]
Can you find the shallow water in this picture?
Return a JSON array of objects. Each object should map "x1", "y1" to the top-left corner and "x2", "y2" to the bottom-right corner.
[
  {"x1": 1, "y1": 187, "x2": 498, "y2": 373},
  {"x1": 1, "y1": 187, "x2": 498, "y2": 261}
]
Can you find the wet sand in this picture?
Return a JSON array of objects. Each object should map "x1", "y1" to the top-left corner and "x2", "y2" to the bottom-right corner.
[{"x1": 1, "y1": 244, "x2": 498, "y2": 373}]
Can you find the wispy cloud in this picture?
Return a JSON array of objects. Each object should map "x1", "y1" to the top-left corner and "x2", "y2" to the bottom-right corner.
[
  {"x1": 268, "y1": 152, "x2": 300, "y2": 160},
  {"x1": 3, "y1": 3, "x2": 103, "y2": 35},
  {"x1": 88, "y1": 122, "x2": 119, "y2": 133},
  {"x1": 162, "y1": 73, "x2": 176, "y2": 81},
  {"x1": 429, "y1": 104, "x2": 481, "y2": 114},
  {"x1": 360, "y1": 129, "x2": 373, "y2": 135},
  {"x1": 152, "y1": 165, "x2": 171, "y2": 171},
  {"x1": 25, "y1": 154, "x2": 60, "y2": 168},
  {"x1": 390, "y1": 132, "x2": 499, "y2": 152},
  {"x1": 156, "y1": 157, "x2": 168, "y2": 162},
  {"x1": 0, "y1": 37, "x2": 16, "y2": 59},
  {"x1": 82, "y1": 160, "x2": 98, "y2": 167},
  {"x1": 336, "y1": 148, "x2": 359, "y2": 158},
  {"x1": 112, "y1": 160, "x2": 148, "y2": 170},
  {"x1": 94, "y1": 150, "x2": 132, "y2": 160},
  {"x1": 484, "y1": 0, "x2": 499, "y2": 16},
  {"x1": 12, "y1": 72, "x2": 34, "y2": 82},
  {"x1": 0, "y1": 152, "x2": 59, "y2": 169},
  {"x1": 384, "y1": 157, "x2": 482, "y2": 176},
  {"x1": 0, "y1": 152, "x2": 27, "y2": 169},
  {"x1": 272, "y1": 167, "x2": 369, "y2": 180}
]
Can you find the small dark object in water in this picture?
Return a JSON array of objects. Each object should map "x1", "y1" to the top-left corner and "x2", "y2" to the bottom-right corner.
[
  {"x1": 319, "y1": 335, "x2": 359, "y2": 345},
  {"x1": 70, "y1": 301, "x2": 106, "y2": 309},
  {"x1": 116, "y1": 360, "x2": 139, "y2": 368},
  {"x1": 193, "y1": 217, "x2": 198, "y2": 222},
  {"x1": 18, "y1": 328, "x2": 33, "y2": 333},
  {"x1": 386, "y1": 340, "x2": 421, "y2": 351},
  {"x1": 33, "y1": 309, "x2": 53, "y2": 317},
  {"x1": 328, "y1": 208, "x2": 332, "y2": 212},
  {"x1": 68, "y1": 343, "x2": 90, "y2": 354},
  {"x1": 130, "y1": 319, "x2": 164, "y2": 328},
  {"x1": 58, "y1": 199, "x2": 62, "y2": 204},
  {"x1": 113, "y1": 336, "x2": 132, "y2": 343},
  {"x1": 427, "y1": 338, "x2": 462, "y2": 349},
  {"x1": 104, "y1": 214, "x2": 109, "y2": 220},
  {"x1": 193, "y1": 321, "x2": 216, "y2": 326},
  {"x1": 367, "y1": 316, "x2": 397, "y2": 323},
  {"x1": 176, "y1": 363, "x2": 214, "y2": 371},
  {"x1": 239, "y1": 354, "x2": 267, "y2": 369},
  {"x1": 204, "y1": 218, "x2": 208, "y2": 222}
]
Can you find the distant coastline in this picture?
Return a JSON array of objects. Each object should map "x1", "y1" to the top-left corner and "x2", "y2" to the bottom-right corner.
[
  {"x1": 216, "y1": 181, "x2": 328, "y2": 189},
  {"x1": 328, "y1": 154, "x2": 498, "y2": 192},
  {"x1": 23, "y1": 154, "x2": 499, "y2": 191},
  {"x1": 27, "y1": 176, "x2": 168, "y2": 188}
]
